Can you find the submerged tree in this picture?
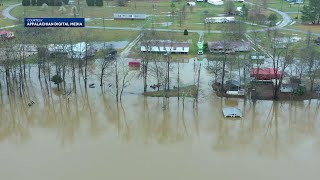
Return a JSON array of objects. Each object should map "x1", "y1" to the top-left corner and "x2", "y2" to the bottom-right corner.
[{"x1": 51, "y1": 74, "x2": 63, "y2": 91}]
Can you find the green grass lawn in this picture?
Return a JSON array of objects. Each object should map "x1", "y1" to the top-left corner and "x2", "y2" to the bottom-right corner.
[
  {"x1": 10, "y1": 1, "x2": 275, "y2": 31},
  {"x1": 285, "y1": 14, "x2": 320, "y2": 34},
  {"x1": 289, "y1": 23, "x2": 320, "y2": 33},
  {"x1": 247, "y1": 0, "x2": 308, "y2": 12},
  {"x1": 0, "y1": 18, "x2": 17, "y2": 27},
  {"x1": 11, "y1": 28, "x2": 139, "y2": 44}
]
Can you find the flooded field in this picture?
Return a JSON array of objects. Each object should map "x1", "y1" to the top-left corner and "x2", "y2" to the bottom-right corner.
[{"x1": 1, "y1": 58, "x2": 320, "y2": 180}]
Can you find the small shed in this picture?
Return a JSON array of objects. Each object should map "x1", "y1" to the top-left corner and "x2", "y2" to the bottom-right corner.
[
  {"x1": 280, "y1": 84, "x2": 294, "y2": 93},
  {"x1": 222, "y1": 107, "x2": 242, "y2": 118},
  {"x1": 128, "y1": 60, "x2": 141, "y2": 67},
  {"x1": 128, "y1": 59, "x2": 141, "y2": 71},
  {"x1": 225, "y1": 80, "x2": 240, "y2": 91}
]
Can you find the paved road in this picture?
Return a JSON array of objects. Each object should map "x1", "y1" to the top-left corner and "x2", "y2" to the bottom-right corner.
[
  {"x1": 269, "y1": 7, "x2": 293, "y2": 28},
  {"x1": 120, "y1": 33, "x2": 143, "y2": 58},
  {"x1": 2, "y1": 3, "x2": 21, "y2": 21},
  {"x1": 244, "y1": 2, "x2": 292, "y2": 29}
]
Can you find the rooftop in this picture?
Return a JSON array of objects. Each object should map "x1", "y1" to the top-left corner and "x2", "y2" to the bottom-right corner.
[
  {"x1": 141, "y1": 40, "x2": 190, "y2": 47},
  {"x1": 222, "y1": 107, "x2": 242, "y2": 118}
]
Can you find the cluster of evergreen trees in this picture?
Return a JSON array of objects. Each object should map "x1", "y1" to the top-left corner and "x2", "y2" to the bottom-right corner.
[
  {"x1": 301, "y1": 0, "x2": 320, "y2": 24},
  {"x1": 86, "y1": 0, "x2": 103, "y2": 6},
  {"x1": 22, "y1": 0, "x2": 69, "y2": 6}
]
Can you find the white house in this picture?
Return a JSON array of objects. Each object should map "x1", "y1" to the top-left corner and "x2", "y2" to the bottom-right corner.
[
  {"x1": 48, "y1": 42, "x2": 96, "y2": 59},
  {"x1": 140, "y1": 40, "x2": 190, "y2": 54},
  {"x1": 207, "y1": 0, "x2": 224, "y2": 5},
  {"x1": 205, "y1": 17, "x2": 235, "y2": 23}
]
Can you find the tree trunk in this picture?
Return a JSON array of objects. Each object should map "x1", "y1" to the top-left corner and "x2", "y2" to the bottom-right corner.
[{"x1": 221, "y1": 54, "x2": 226, "y2": 92}]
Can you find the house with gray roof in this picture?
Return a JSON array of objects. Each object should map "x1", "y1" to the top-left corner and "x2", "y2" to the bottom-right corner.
[{"x1": 208, "y1": 41, "x2": 251, "y2": 54}]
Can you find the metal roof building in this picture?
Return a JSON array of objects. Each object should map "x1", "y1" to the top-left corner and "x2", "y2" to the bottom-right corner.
[
  {"x1": 222, "y1": 107, "x2": 243, "y2": 118},
  {"x1": 140, "y1": 40, "x2": 190, "y2": 54}
]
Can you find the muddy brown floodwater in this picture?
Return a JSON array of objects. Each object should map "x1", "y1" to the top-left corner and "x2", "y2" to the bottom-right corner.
[{"x1": 1, "y1": 59, "x2": 320, "y2": 180}]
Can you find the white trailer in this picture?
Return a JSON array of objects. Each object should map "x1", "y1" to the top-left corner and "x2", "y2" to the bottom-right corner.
[
  {"x1": 205, "y1": 17, "x2": 235, "y2": 23},
  {"x1": 187, "y1": 2, "x2": 196, "y2": 6},
  {"x1": 207, "y1": 0, "x2": 224, "y2": 5}
]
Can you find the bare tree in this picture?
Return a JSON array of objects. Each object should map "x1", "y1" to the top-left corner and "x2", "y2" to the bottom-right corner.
[
  {"x1": 140, "y1": 30, "x2": 157, "y2": 92},
  {"x1": 268, "y1": 30, "x2": 294, "y2": 99},
  {"x1": 301, "y1": 31, "x2": 320, "y2": 91}
]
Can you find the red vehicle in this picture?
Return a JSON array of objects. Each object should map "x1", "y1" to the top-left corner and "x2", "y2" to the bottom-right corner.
[
  {"x1": 128, "y1": 60, "x2": 141, "y2": 68},
  {"x1": 0, "y1": 31, "x2": 15, "y2": 40}
]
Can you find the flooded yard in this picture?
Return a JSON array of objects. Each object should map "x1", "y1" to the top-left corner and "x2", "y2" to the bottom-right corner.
[{"x1": 1, "y1": 58, "x2": 320, "y2": 180}]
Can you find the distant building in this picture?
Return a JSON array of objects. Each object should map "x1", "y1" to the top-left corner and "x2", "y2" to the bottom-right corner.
[
  {"x1": 208, "y1": 41, "x2": 251, "y2": 54},
  {"x1": 48, "y1": 42, "x2": 96, "y2": 59},
  {"x1": 140, "y1": 40, "x2": 190, "y2": 54},
  {"x1": 205, "y1": 17, "x2": 235, "y2": 23},
  {"x1": 207, "y1": 0, "x2": 224, "y2": 5},
  {"x1": 289, "y1": 0, "x2": 304, "y2": 4},
  {"x1": 187, "y1": 2, "x2": 196, "y2": 6},
  {"x1": 271, "y1": 37, "x2": 301, "y2": 49},
  {"x1": 113, "y1": 13, "x2": 147, "y2": 20},
  {"x1": 225, "y1": 80, "x2": 241, "y2": 91}
]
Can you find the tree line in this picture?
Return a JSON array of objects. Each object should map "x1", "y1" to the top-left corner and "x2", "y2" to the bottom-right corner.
[
  {"x1": 22, "y1": 0, "x2": 104, "y2": 6},
  {"x1": 301, "y1": 0, "x2": 320, "y2": 24}
]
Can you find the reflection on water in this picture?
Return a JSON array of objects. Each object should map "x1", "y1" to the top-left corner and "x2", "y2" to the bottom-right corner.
[{"x1": 1, "y1": 60, "x2": 320, "y2": 180}]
